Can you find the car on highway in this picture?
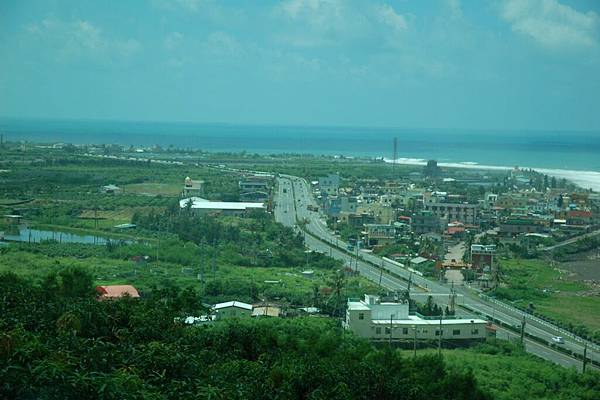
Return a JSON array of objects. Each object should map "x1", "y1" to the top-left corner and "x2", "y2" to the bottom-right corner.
[{"x1": 551, "y1": 336, "x2": 565, "y2": 344}]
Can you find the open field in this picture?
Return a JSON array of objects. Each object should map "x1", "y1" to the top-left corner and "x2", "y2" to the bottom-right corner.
[
  {"x1": 404, "y1": 342, "x2": 599, "y2": 400},
  {"x1": 493, "y1": 258, "x2": 600, "y2": 332},
  {"x1": 121, "y1": 182, "x2": 182, "y2": 196},
  {"x1": 0, "y1": 246, "x2": 380, "y2": 306}
]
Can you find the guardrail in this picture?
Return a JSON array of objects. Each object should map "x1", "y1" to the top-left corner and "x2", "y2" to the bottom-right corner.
[{"x1": 478, "y1": 293, "x2": 600, "y2": 352}]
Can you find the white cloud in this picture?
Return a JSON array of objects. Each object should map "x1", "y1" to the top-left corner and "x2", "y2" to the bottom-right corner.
[
  {"x1": 274, "y1": 1, "x2": 410, "y2": 48},
  {"x1": 26, "y1": 18, "x2": 140, "y2": 62},
  {"x1": 376, "y1": 4, "x2": 408, "y2": 31},
  {"x1": 500, "y1": 0, "x2": 599, "y2": 48},
  {"x1": 445, "y1": 0, "x2": 463, "y2": 20},
  {"x1": 202, "y1": 31, "x2": 243, "y2": 58},
  {"x1": 164, "y1": 31, "x2": 184, "y2": 50}
]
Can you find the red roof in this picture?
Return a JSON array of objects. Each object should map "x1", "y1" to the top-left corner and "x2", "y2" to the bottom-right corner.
[
  {"x1": 96, "y1": 285, "x2": 140, "y2": 299},
  {"x1": 568, "y1": 210, "x2": 592, "y2": 218}
]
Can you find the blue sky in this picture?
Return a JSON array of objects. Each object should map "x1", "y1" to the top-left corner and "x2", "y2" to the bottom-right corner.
[{"x1": 1, "y1": 0, "x2": 599, "y2": 131}]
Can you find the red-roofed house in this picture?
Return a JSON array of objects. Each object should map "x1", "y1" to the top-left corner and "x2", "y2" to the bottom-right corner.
[
  {"x1": 566, "y1": 210, "x2": 593, "y2": 226},
  {"x1": 96, "y1": 285, "x2": 140, "y2": 300}
]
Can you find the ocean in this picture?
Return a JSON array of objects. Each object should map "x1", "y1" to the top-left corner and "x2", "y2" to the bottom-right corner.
[{"x1": 2, "y1": 118, "x2": 600, "y2": 190}]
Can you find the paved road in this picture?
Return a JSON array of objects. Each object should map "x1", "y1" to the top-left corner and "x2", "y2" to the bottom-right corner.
[
  {"x1": 274, "y1": 174, "x2": 599, "y2": 372},
  {"x1": 542, "y1": 228, "x2": 600, "y2": 251}
]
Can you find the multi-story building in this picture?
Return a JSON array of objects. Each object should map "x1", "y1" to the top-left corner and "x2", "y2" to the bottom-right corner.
[
  {"x1": 411, "y1": 211, "x2": 443, "y2": 234},
  {"x1": 318, "y1": 174, "x2": 340, "y2": 196},
  {"x1": 363, "y1": 224, "x2": 396, "y2": 246},
  {"x1": 470, "y1": 244, "x2": 496, "y2": 270},
  {"x1": 423, "y1": 192, "x2": 479, "y2": 226},
  {"x1": 182, "y1": 177, "x2": 204, "y2": 197},
  {"x1": 345, "y1": 295, "x2": 490, "y2": 342},
  {"x1": 239, "y1": 174, "x2": 273, "y2": 202}
]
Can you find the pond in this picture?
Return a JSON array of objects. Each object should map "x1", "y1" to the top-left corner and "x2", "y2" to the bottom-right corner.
[{"x1": 1, "y1": 228, "x2": 126, "y2": 245}]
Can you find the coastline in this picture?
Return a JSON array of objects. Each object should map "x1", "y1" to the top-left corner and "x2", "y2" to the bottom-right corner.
[{"x1": 383, "y1": 158, "x2": 600, "y2": 191}]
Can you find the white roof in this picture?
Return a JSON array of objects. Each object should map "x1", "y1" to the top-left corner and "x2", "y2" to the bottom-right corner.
[
  {"x1": 372, "y1": 317, "x2": 488, "y2": 325},
  {"x1": 347, "y1": 301, "x2": 371, "y2": 311},
  {"x1": 411, "y1": 256, "x2": 429, "y2": 264},
  {"x1": 214, "y1": 301, "x2": 253, "y2": 311},
  {"x1": 180, "y1": 197, "x2": 264, "y2": 211}
]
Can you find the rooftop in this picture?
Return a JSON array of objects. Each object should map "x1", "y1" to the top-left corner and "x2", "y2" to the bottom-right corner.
[{"x1": 214, "y1": 301, "x2": 253, "y2": 310}]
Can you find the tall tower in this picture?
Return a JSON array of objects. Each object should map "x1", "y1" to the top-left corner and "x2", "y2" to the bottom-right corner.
[{"x1": 392, "y1": 137, "x2": 398, "y2": 178}]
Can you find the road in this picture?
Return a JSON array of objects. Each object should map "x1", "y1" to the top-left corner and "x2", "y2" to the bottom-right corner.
[
  {"x1": 274, "y1": 174, "x2": 599, "y2": 372},
  {"x1": 542, "y1": 228, "x2": 600, "y2": 251}
]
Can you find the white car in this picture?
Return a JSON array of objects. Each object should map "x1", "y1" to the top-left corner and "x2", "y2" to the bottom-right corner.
[{"x1": 551, "y1": 336, "x2": 565, "y2": 344}]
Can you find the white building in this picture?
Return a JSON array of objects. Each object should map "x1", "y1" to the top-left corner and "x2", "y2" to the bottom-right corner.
[
  {"x1": 319, "y1": 174, "x2": 340, "y2": 196},
  {"x1": 182, "y1": 177, "x2": 204, "y2": 197},
  {"x1": 180, "y1": 197, "x2": 265, "y2": 216},
  {"x1": 213, "y1": 301, "x2": 253, "y2": 320},
  {"x1": 345, "y1": 295, "x2": 490, "y2": 342}
]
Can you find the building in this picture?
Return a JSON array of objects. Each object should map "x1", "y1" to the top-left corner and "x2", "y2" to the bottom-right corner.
[
  {"x1": 423, "y1": 160, "x2": 441, "y2": 177},
  {"x1": 101, "y1": 184, "x2": 122, "y2": 195},
  {"x1": 423, "y1": 192, "x2": 479, "y2": 225},
  {"x1": 96, "y1": 285, "x2": 140, "y2": 300},
  {"x1": 345, "y1": 295, "x2": 490, "y2": 342},
  {"x1": 182, "y1": 177, "x2": 204, "y2": 197},
  {"x1": 180, "y1": 197, "x2": 265, "y2": 216},
  {"x1": 411, "y1": 211, "x2": 443, "y2": 234},
  {"x1": 213, "y1": 301, "x2": 253, "y2": 320},
  {"x1": 470, "y1": 244, "x2": 496, "y2": 270},
  {"x1": 251, "y1": 305, "x2": 282, "y2": 318},
  {"x1": 363, "y1": 224, "x2": 396, "y2": 246},
  {"x1": 239, "y1": 174, "x2": 273, "y2": 202},
  {"x1": 499, "y1": 218, "x2": 547, "y2": 235},
  {"x1": 319, "y1": 174, "x2": 340, "y2": 196}
]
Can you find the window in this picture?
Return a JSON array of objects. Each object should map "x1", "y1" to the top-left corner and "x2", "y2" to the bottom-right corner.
[
  {"x1": 358, "y1": 313, "x2": 364, "y2": 320},
  {"x1": 376, "y1": 327, "x2": 381, "y2": 335},
  {"x1": 435, "y1": 329, "x2": 443, "y2": 336},
  {"x1": 471, "y1": 329, "x2": 479, "y2": 335},
  {"x1": 385, "y1": 327, "x2": 391, "y2": 334},
  {"x1": 402, "y1": 328, "x2": 409, "y2": 335},
  {"x1": 453, "y1": 329, "x2": 461, "y2": 336}
]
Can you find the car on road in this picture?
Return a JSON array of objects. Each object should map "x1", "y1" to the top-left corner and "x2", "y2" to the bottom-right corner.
[{"x1": 551, "y1": 336, "x2": 565, "y2": 344}]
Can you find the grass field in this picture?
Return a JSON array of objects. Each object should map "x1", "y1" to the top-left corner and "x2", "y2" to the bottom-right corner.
[
  {"x1": 400, "y1": 343, "x2": 599, "y2": 400},
  {"x1": 121, "y1": 182, "x2": 182, "y2": 196},
  {"x1": 494, "y1": 258, "x2": 600, "y2": 332},
  {"x1": 0, "y1": 247, "x2": 380, "y2": 306}
]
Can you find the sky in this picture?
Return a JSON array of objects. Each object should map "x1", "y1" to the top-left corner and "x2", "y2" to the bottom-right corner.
[{"x1": 1, "y1": 0, "x2": 599, "y2": 131}]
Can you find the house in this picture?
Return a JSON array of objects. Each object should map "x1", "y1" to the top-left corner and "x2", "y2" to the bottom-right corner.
[
  {"x1": 499, "y1": 218, "x2": 547, "y2": 235},
  {"x1": 363, "y1": 224, "x2": 396, "y2": 246},
  {"x1": 319, "y1": 174, "x2": 340, "y2": 195},
  {"x1": 411, "y1": 211, "x2": 442, "y2": 234},
  {"x1": 213, "y1": 301, "x2": 253, "y2": 320},
  {"x1": 180, "y1": 197, "x2": 265, "y2": 216},
  {"x1": 239, "y1": 174, "x2": 273, "y2": 202},
  {"x1": 471, "y1": 244, "x2": 496, "y2": 270},
  {"x1": 345, "y1": 294, "x2": 490, "y2": 342},
  {"x1": 182, "y1": 177, "x2": 204, "y2": 197},
  {"x1": 101, "y1": 184, "x2": 122, "y2": 195},
  {"x1": 3, "y1": 214, "x2": 23, "y2": 226},
  {"x1": 96, "y1": 285, "x2": 140, "y2": 300},
  {"x1": 423, "y1": 192, "x2": 479, "y2": 225},
  {"x1": 252, "y1": 305, "x2": 282, "y2": 318}
]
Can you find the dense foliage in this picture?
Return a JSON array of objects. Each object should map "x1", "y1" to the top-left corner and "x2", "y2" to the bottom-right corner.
[{"x1": 0, "y1": 271, "x2": 489, "y2": 400}]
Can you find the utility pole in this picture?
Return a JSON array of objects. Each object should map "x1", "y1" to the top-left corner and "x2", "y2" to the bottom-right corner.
[
  {"x1": 582, "y1": 343, "x2": 588, "y2": 373},
  {"x1": 389, "y1": 314, "x2": 393, "y2": 346},
  {"x1": 392, "y1": 137, "x2": 398, "y2": 179},
  {"x1": 413, "y1": 325, "x2": 417, "y2": 358},
  {"x1": 449, "y1": 281, "x2": 456, "y2": 315},
  {"x1": 438, "y1": 313, "x2": 443, "y2": 357},
  {"x1": 212, "y1": 239, "x2": 217, "y2": 279},
  {"x1": 355, "y1": 233, "x2": 359, "y2": 273},
  {"x1": 520, "y1": 315, "x2": 526, "y2": 346}
]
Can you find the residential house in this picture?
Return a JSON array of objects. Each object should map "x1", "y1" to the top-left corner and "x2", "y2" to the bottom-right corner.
[{"x1": 345, "y1": 294, "x2": 490, "y2": 342}]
